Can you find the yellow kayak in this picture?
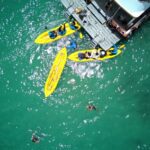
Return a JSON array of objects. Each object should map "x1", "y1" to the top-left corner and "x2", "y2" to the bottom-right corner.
[
  {"x1": 68, "y1": 45, "x2": 125, "y2": 62},
  {"x1": 44, "y1": 47, "x2": 67, "y2": 97},
  {"x1": 35, "y1": 22, "x2": 81, "y2": 44}
]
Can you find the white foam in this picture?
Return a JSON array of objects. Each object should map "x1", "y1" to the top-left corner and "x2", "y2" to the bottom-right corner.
[
  {"x1": 68, "y1": 60, "x2": 104, "y2": 79},
  {"x1": 29, "y1": 53, "x2": 35, "y2": 64},
  {"x1": 83, "y1": 120, "x2": 87, "y2": 124},
  {"x1": 67, "y1": 78, "x2": 76, "y2": 84},
  {"x1": 125, "y1": 114, "x2": 130, "y2": 119},
  {"x1": 45, "y1": 47, "x2": 53, "y2": 54}
]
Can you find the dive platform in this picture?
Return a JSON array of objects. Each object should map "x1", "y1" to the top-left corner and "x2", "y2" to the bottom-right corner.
[{"x1": 61, "y1": 0, "x2": 121, "y2": 50}]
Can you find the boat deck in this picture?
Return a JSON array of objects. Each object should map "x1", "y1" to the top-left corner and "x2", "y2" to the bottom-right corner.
[{"x1": 61, "y1": 0, "x2": 121, "y2": 50}]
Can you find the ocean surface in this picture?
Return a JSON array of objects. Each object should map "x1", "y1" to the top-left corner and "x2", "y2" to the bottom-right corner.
[{"x1": 0, "y1": 0, "x2": 150, "y2": 150}]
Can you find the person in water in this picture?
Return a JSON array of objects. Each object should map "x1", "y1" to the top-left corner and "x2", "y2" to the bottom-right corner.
[
  {"x1": 58, "y1": 23, "x2": 66, "y2": 35},
  {"x1": 31, "y1": 133, "x2": 40, "y2": 143},
  {"x1": 87, "y1": 104, "x2": 96, "y2": 111},
  {"x1": 48, "y1": 30, "x2": 57, "y2": 39},
  {"x1": 70, "y1": 21, "x2": 79, "y2": 30},
  {"x1": 66, "y1": 40, "x2": 77, "y2": 50}
]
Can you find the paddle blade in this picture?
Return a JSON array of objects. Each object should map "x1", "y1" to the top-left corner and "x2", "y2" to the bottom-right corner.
[
  {"x1": 119, "y1": 44, "x2": 125, "y2": 49},
  {"x1": 79, "y1": 32, "x2": 84, "y2": 39}
]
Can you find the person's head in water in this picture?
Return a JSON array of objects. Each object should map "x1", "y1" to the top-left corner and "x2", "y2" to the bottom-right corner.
[
  {"x1": 31, "y1": 134, "x2": 40, "y2": 143},
  {"x1": 87, "y1": 104, "x2": 96, "y2": 111}
]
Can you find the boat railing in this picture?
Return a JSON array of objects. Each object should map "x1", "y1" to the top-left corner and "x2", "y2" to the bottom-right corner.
[{"x1": 110, "y1": 19, "x2": 132, "y2": 38}]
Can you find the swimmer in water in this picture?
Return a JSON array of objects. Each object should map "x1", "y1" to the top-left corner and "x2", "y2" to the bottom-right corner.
[
  {"x1": 87, "y1": 104, "x2": 96, "y2": 111},
  {"x1": 31, "y1": 133, "x2": 40, "y2": 143}
]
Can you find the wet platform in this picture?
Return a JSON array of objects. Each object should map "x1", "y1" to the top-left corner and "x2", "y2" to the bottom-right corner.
[{"x1": 61, "y1": 0, "x2": 121, "y2": 50}]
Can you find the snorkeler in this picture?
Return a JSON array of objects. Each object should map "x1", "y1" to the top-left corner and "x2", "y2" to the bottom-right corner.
[
  {"x1": 31, "y1": 133, "x2": 40, "y2": 143},
  {"x1": 66, "y1": 40, "x2": 77, "y2": 50},
  {"x1": 87, "y1": 104, "x2": 96, "y2": 111}
]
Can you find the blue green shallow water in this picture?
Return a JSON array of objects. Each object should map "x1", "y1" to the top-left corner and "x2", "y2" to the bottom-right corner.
[{"x1": 0, "y1": 0, "x2": 150, "y2": 150}]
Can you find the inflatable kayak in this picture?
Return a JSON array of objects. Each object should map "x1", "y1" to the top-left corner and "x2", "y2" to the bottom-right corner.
[
  {"x1": 35, "y1": 22, "x2": 81, "y2": 44},
  {"x1": 44, "y1": 47, "x2": 67, "y2": 97},
  {"x1": 68, "y1": 45, "x2": 125, "y2": 62}
]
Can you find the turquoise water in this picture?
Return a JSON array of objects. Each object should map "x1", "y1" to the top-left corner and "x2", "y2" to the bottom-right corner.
[{"x1": 0, "y1": 0, "x2": 150, "y2": 150}]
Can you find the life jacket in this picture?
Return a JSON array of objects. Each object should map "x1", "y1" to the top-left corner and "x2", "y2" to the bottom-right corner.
[
  {"x1": 66, "y1": 41, "x2": 77, "y2": 49},
  {"x1": 111, "y1": 45, "x2": 118, "y2": 55},
  {"x1": 58, "y1": 30, "x2": 66, "y2": 36}
]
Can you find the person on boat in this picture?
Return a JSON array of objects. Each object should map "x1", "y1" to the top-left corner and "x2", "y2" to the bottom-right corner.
[
  {"x1": 48, "y1": 30, "x2": 57, "y2": 39},
  {"x1": 85, "y1": 0, "x2": 93, "y2": 5},
  {"x1": 31, "y1": 133, "x2": 40, "y2": 143},
  {"x1": 70, "y1": 21, "x2": 79, "y2": 30},
  {"x1": 95, "y1": 44, "x2": 101, "y2": 50},
  {"x1": 78, "y1": 53, "x2": 86, "y2": 60},
  {"x1": 110, "y1": 45, "x2": 118, "y2": 55},
  {"x1": 90, "y1": 45, "x2": 101, "y2": 58},
  {"x1": 99, "y1": 50, "x2": 106, "y2": 58},
  {"x1": 58, "y1": 23, "x2": 66, "y2": 35},
  {"x1": 68, "y1": 15, "x2": 74, "y2": 22},
  {"x1": 75, "y1": 7, "x2": 83, "y2": 14},
  {"x1": 91, "y1": 49, "x2": 100, "y2": 59},
  {"x1": 87, "y1": 104, "x2": 96, "y2": 111},
  {"x1": 85, "y1": 51, "x2": 92, "y2": 59},
  {"x1": 75, "y1": 8, "x2": 87, "y2": 21},
  {"x1": 78, "y1": 51, "x2": 91, "y2": 60},
  {"x1": 105, "y1": 0, "x2": 113, "y2": 11}
]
